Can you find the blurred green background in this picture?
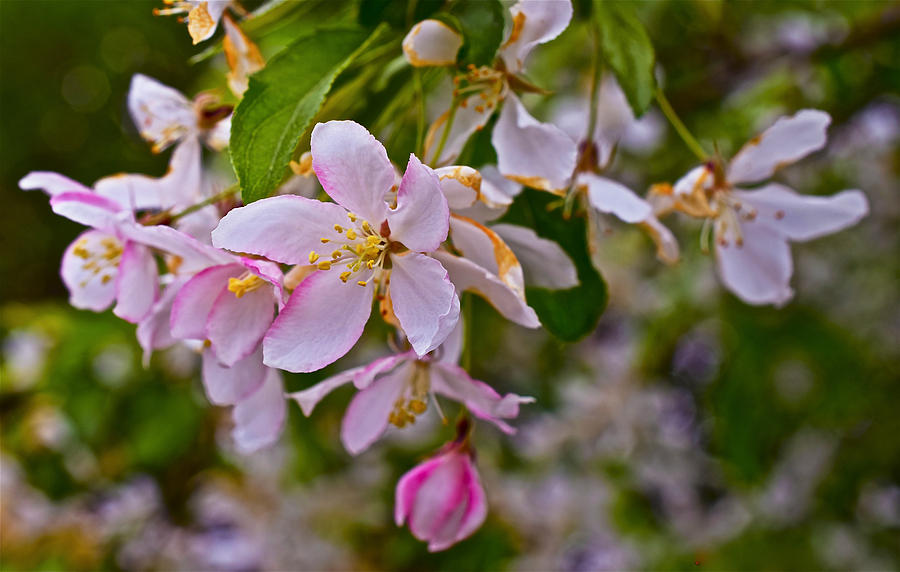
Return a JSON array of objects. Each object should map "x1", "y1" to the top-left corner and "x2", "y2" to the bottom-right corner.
[{"x1": 2, "y1": 1, "x2": 899, "y2": 570}]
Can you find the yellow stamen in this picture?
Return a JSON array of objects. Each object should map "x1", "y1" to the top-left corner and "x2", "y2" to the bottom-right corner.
[
  {"x1": 227, "y1": 274, "x2": 265, "y2": 298},
  {"x1": 317, "y1": 261, "x2": 332, "y2": 271},
  {"x1": 346, "y1": 229, "x2": 357, "y2": 240},
  {"x1": 333, "y1": 224, "x2": 343, "y2": 233},
  {"x1": 308, "y1": 251, "x2": 319, "y2": 263}
]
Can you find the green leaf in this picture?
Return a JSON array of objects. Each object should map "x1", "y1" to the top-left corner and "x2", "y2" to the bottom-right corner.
[
  {"x1": 451, "y1": 0, "x2": 505, "y2": 68},
  {"x1": 594, "y1": 0, "x2": 656, "y2": 116},
  {"x1": 358, "y1": 0, "x2": 443, "y2": 29},
  {"x1": 499, "y1": 189, "x2": 608, "y2": 342},
  {"x1": 231, "y1": 26, "x2": 383, "y2": 203}
]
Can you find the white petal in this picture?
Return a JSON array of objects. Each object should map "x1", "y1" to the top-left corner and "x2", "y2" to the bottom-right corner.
[
  {"x1": 432, "y1": 250, "x2": 539, "y2": 328},
  {"x1": 453, "y1": 165, "x2": 521, "y2": 222},
  {"x1": 403, "y1": 19, "x2": 462, "y2": 67},
  {"x1": 60, "y1": 231, "x2": 120, "y2": 312},
  {"x1": 715, "y1": 219, "x2": 794, "y2": 306},
  {"x1": 387, "y1": 154, "x2": 449, "y2": 252},
  {"x1": 733, "y1": 184, "x2": 868, "y2": 242},
  {"x1": 491, "y1": 223, "x2": 578, "y2": 289},
  {"x1": 434, "y1": 166, "x2": 481, "y2": 210},
  {"x1": 127, "y1": 74, "x2": 195, "y2": 151},
  {"x1": 112, "y1": 242, "x2": 158, "y2": 323},
  {"x1": 673, "y1": 164, "x2": 714, "y2": 197},
  {"x1": 286, "y1": 365, "x2": 362, "y2": 416},
  {"x1": 639, "y1": 216, "x2": 680, "y2": 265},
  {"x1": 500, "y1": 0, "x2": 573, "y2": 72},
  {"x1": 727, "y1": 109, "x2": 831, "y2": 185},
  {"x1": 19, "y1": 171, "x2": 92, "y2": 196},
  {"x1": 577, "y1": 173, "x2": 652, "y2": 223},
  {"x1": 449, "y1": 216, "x2": 525, "y2": 296},
  {"x1": 493, "y1": 94, "x2": 577, "y2": 193}
]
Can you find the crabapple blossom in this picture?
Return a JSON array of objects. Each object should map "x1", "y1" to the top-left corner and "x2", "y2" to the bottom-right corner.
[
  {"x1": 153, "y1": 0, "x2": 233, "y2": 44},
  {"x1": 406, "y1": 0, "x2": 577, "y2": 193},
  {"x1": 288, "y1": 325, "x2": 533, "y2": 455},
  {"x1": 212, "y1": 120, "x2": 459, "y2": 372},
  {"x1": 661, "y1": 109, "x2": 868, "y2": 305},
  {"x1": 395, "y1": 432, "x2": 488, "y2": 552}
]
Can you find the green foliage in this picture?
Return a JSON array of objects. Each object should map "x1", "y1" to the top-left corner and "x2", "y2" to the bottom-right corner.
[
  {"x1": 500, "y1": 189, "x2": 608, "y2": 342},
  {"x1": 231, "y1": 26, "x2": 383, "y2": 203},
  {"x1": 450, "y1": 0, "x2": 506, "y2": 68},
  {"x1": 593, "y1": 0, "x2": 657, "y2": 116},
  {"x1": 358, "y1": 0, "x2": 443, "y2": 29}
]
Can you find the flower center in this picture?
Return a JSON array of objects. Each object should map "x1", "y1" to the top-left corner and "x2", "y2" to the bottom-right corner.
[
  {"x1": 227, "y1": 273, "x2": 265, "y2": 298},
  {"x1": 388, "y1": 362, "x2": 431, "y2": 429},
  {"x1": 72, "y1": 235, "x2": 123, "y2": 287},
  {"x1": 453, "y1": 65, "x2": 507, "y2": 114},
  {"x1": 708, "y1": 191, "x2": 759, "y2": 249},
  {"x1": 308, "y1": 212, "x2": 389, "y2": 288}
]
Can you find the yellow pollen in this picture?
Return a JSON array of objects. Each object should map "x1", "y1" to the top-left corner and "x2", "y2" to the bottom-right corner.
[
  {"x1": 339, "y1": 271, "x2": 352, "y2": 283},
  {"x1": 347, "y1": 212, "x2": 357, "y2": 222},
  {"x1": 346, "y1": 229, "x2": 358, "y2": 240},
  {"x1": 362, "y1": 221, "x2": 372, "y2": 232},
  {"x1": 408, "y1": 399, "x2": 427, "y2": 414},
  {"x1": 320, "y1": 238, "x2": 330, "y2": 244},
  {"x1": 334, "y1": 224, "x2": 343, "y2": 233},
  {"x1": 357, "y1": 280, "x2": 368, "y2": 287},
  {"x1": 227, "y1": 274, "x2": 265, "y2": 298},
  {"x1": 308, "y1": 251, "x2": 319, "y2": 263},
  {"x1": 332, "y1": 250, "x2": 342, "y2": 259},
  {"x1": 317, "y1": 261, "x2": 332, "y2": 271}
]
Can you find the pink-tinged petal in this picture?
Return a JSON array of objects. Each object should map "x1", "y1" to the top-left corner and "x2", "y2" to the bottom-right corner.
[
  {"x1": 211, "y1": 195, "x2": 346, "y2": 265},
  {"x1": 727, "y1": 109, "x2": 831, "y2": 185},
  {"x1": 432, "y1": 251, "x2": 540, "y2": 328},
  {"x1": 310, "y1": 121, "x2": 393, "y2": 223},
  {"x1": 577, "y1": 173, "x2": 653, "y2": 223},
  {"x1": 403, "y1": 19, "x2": 463, "y2": 67},
  {"x1": 94, "y1": 137, "x2": 203, "y2": 211},
  {"x1": 113, "y1": 242, "x2": 158, "y2": 323},
  {"x1": 593, "y1": 76, "x2": 636, "y2": 165},
  {"x1": 491, "y1": 223, "x2": 578, "y2": 289},
  {"x1": 389, "y1": 252, "x2": 459, "y2": 356},
  {"x1": 493, "y1": 94, "x2": 577, "y2": 194},
  {"x1": 240, "y1": 257, "x2": 285, "y2": 307},
  {"x1": 19, "y1": 171, "x2": 92, "y2": 196},
  {"x1": 437, "y1": 318, "x2": 464, "y2": 365},
  {"x1": 136, "y1": 277, "x2": 188, "y2": 366},
  {"x1": 715, "y1": 220, "x2": 794, "y2": 307},
  {"x1": 434, "y1": 166, "x2": 481, "y2": 210},
  {"x1": 49, "y1": 191, "x2": 124, "y2": 230},
  {"x1": 432, "y1": 363, "x2": 534, "y2": 434},
  {"x1": 451, "y1": 459, "x2": 488, "y2": 547},
  {"x1": 170, "y1": 264, "x2": 242, "y2": 339},
  {"x1": 263, "y1": 270, "x2": 373, "y2": 373},
  {"x1": 207, "y1": 286, "x2": 275, "y2": 366},
  {"x1": 395, "y1": 455, "x2": 445, "y2": 525},
  {"x1": 449, "y1": 216, "x2": 525, "y2": 296},
  {"x1": 408, "y1": 452, "x2": 469, "y2": 549},
  {"x1": 205, "y1": 113, "x2": 231, "y2": 151},
  {"x1": 733, "y1": 184, "x2": 868, "y2": 242},
  {"x1": 424, "y1": 97, "x2": 492, "y2": 166},
  {"x1": 500, "y1": 0, "x2": 573, "y2": 72},
  {"x1": 127, "y1": 74, "x2": 194, "y2": 151},
  {"x1": 387, "y1": 154, "x2": 449, "y2": 252},
  {"x1": 232, "y1": 368, "x2": 286, "y2": 454},
  {"x1": 287, "y1": 366, "x2": 362, "y2": 416},
  {"x1": 201, "y1": 344, "x2": 267, "y2": 405},
  {"x1": 60, "y1": 230, "x2": 119, "y2": 312},
  {"x1": 639, "y1": 216, "x2": 680, "y2": 265},
  {"x1": 123, "y1": 223, "x2": 235, "y2": 272},
  {"x1": 340, "y1": 362, "x2": 410, "y2": 455},
  {"x1": 354, "y1": 352, "x2": 413, "y2": 389}
]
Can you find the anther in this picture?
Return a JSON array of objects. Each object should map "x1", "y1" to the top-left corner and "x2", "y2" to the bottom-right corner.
[
  {"x1": 334, "y1": 224, "x2": 343, "y2": 233},
  {"x1": 317, "y1": 261, "x2": 332, "y2": 271},
  {"x1": 308, "y1": 251, "x2": 319, "y2": 263}
]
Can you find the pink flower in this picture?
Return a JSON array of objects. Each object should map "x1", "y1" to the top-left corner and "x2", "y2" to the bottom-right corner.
[
  {"x1": 395, "y1": 440, "x2": 487, "y2": 552},
  {"x1": 288, "y1": 327, "x2": 533, "y2": 455},
  {"x1": 212, "y1": 120, "x2": 459, "y2": 372}
]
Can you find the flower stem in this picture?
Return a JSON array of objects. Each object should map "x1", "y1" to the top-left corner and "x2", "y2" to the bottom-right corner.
[
  {"x1": 430, "y1": 98, "x2": 459, "y2": 166},
  {"x1": 414, "y1": 69, "x2": 427, "y2": 158},
  {"x1": 461, "y1": 292, "x2": 473, "y2": 373},
  {"x1": 585, "y1": 18, "x2": 603, "y2": 145},
  {"x1": 655, "y1": 88, "x2": 708, "y2": 161},
  {"x1": 170, "y1": 185, "x2": 239, "y2": 222}
]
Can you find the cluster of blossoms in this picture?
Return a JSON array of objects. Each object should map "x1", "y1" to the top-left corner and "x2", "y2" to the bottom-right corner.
[{"x1": 20, "y1": 0, "x2": 868, "y2": 552}]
